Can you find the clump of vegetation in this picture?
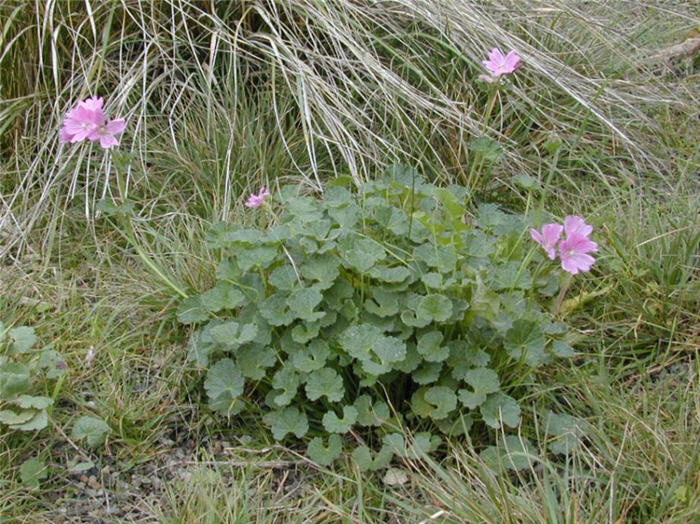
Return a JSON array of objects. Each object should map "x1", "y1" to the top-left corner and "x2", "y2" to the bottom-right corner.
[{"x1": 179, "y1": 169, "x2": 579, "y2": 467}]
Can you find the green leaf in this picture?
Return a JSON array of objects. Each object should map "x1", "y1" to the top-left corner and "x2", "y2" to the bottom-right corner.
[
  {"x1": 12, "y1": 410, "x2": 48, "y2": 431},
  {"x1": 413, "y1": 243, "x2": 457, "y2": 273},
  {"x1": 322, "y1": 405, "x2": 358, "y2": 433},
  {"x1": 480, "y1": 436, "x2": 536, "y2": 471},
  {"x1": 199, "y1": 282, "x2": 246, "y2": 312},
  {"x1": 512, "y1": 173, "x2": 540, "y2": 191},
  {"x1": 421, "y1": 272, "x2": 443, "y2": 289},
  {"x1": 307, "y1": 435, "x2": 343, "y2": 466},
  {"x1": 286, "y1": 287, "x2": 324, "y2": 321},
  {"x1": 16, "y1": 395, "x2": 52, "y2": 410},
  {"x1": 551, "y1": 340, "x2": 575, "y2": 358},
  {"x1": 259, "y1": 293, "x2": 295, "y2": 326},
  {"x1": 545, "y1": 411, "x2": 585, "y2": 454},
  {"x1": 369, "y1": 265, "x2": 413, "y2": 283},
  {"x1": 470, "y1": 136, "x2": 503, "y2": 162},
  {"x1": 481, "y1": 392, "x2": 521, "y2": 429},
  {"x1": 416, "y1": 294, "x2": 453, "y2": 323},
  {"x1": 300, "y1": 254, "x2": 341, "y2": 288},
  {"x1": 235, "y1": 246, "x2": 278, "y2": 271},
  {"x1": 9, "y1": 326, "x2": 37, "y2": 353},
  {"x1": 291, "y1": 322, "x2": 321, "y2": 344},
  {"x1": 305, "y1": 368, "x2": 344, "y2": 402},
  {"x1": 423, "y1": 386, "x2": 458, "y2": 420},
  {"x1": 504, "y1": 320, "x2": 546, "y2": 366},
  {"x1": 236, "y1": 345, "x2": 276, "y2": 380},
  {"x1": 0, "y1": 361, "x2": 30, "y2": 399},
  {"x1": 20, "y1": 458, "x2": 47, "y2": 489},
  {"x1": 457, "y1": 368, "x2": 500, "y2": 409},
  {"x1": 351, "y1": 445, "x2": 393, "y2": 472},
  {"x1": 210, "y1": 321, "x2": 259, "y2": 350},
  {"x1": 204, "y1": 359, "x2": 245, "y2": 413},
  {"x1": 342, "y1": 237, "x2": 385, "y2": 272},
  {"x1": 38, "y1": 349, "x2": 67, "y2": 379},
  {"x1": 0, "y1": 409, "x2": 34, "y2": 426},
  {"x1": 416, "y1": 331, "x2": 448, "y2": 362},
  {"x1": 412, "y1": 361, "x2": 443, "y2": 385},
  {"x1": 364, "y1": 288, "x2": 400, "y2": 318},
  {"x1": 177, "y1": 296, "x2": 209, "y2": 324},
  {"x1": 492, "y1": 262, "x2": 533, "y2": 291},
  {"x1": 263, "y1": 407, "x2": 308, "y2": 440},
  {"x1": 269, "y1": 265, "x2": 299, "y2": 291},
  {"x1": 290, "y1": 339, "x2": 330, "y2": 373},
  {"x1": 271, "y1": 367, "x2": 300, "y2": 407},
  {"x1": 72, "y1": 416, "x2": 111, "y2": 447},
  {"x1": 328, "y1": 204, "x2": 360, "y2": 229},
  {"x1": 353, "y1": 395, "x2": 390, "y2": 427}
]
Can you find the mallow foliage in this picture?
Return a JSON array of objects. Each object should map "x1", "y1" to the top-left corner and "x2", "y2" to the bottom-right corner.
[{"x1": 178, "y1": 167, "x2": 574, "y2": 468}]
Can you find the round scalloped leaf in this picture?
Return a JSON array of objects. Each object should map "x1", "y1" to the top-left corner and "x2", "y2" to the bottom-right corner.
[
  {"x1": 412, "y1": 361, "x2": 443, "y2": 385},
  {"x1": 307, "y1": 435, "x2": 343, "y2": 466},
  {"x1": 480, "y1": 392, "x2": 521, "y2": 429},
  {"x1": 353, "y1": 395, "x2": 390, "y2": 427},
  {"x1": 0, "y1": 409, "x2": 35, "y2": 426},
  {"x1": 458, "y1": 368, "x2": 500, "y2": 409},
  {"x1": 305, "y1": 368, "x2": 344, "y2": 402},
  {"x1": 351, "y1": 445, "x2": 393, "y2": 472},
  {"x1": 235, "y1": 345, "x2": 276, "y2": 380},
  {"x1": 364, "y1": 288, "x2": 400, "y2": 318},
  {"x1": 290, "y1": 340, "x2": 330, "y2": 373},
  {"x1": 176, "y1": 296, "x2": 209, "y2": 325},
  {"x1": 291, "y1": 322, "x2": 321, "y2": 344},
  {"x1": 504, "y1": 320, "x2": 546, "y2": 367},
  {"x1": 286, "y1": 287, "x2": 324, "y2": 321},
  {"x1": 269, "y1": 265, "x2": 299, "y2": 291},
  {"x1": 416, "y1": 294, "x2": 453, "y2": 323},
  {"x1": 0, "y1": 361, "x2": 30, "y2": 399},
  {"x1": 322, "y1": 405, "x2": 358, "y2": 433},
  {"x1": 16, "y1": 395, "x2": 53, "y2": 410},
  {"x1": 300, "y1": 253, "x2": 340, "y2": 288},
  {"x1": 72, "y1": 416, "x2": 111, "y2": 447},
  {"x1": 210, "y1": 321, "x2": 258, "y2": 350},
  {"x1": 235, "y1": 246, "x2": 278, "y2": 272},
  {"x1": 416, "y1": 331, "x2": 448, "y2": 362},
  {"x1": 199, "y1": 282, "x2": 246, "y2": 312},
  {"x1": 551, "y1": 340, "x2": 575, "y2": 358},
  {"x1": 423, "y1": 386, "x2": 457, "y2": 420},
  {"x1": 271, "y1": 367, "x2": 301, "y2": 407},
  {"x1": 204, "y1": 359, "x2": 245, "y2": 413},
  {"x1": 259, "y1": 293, "x2": 295, "y2": 326},
  {"x1": 9, "y1": 327, "x2": 37, "y2": 354},
  {"x1": 263, "y1": 407, "x2": 308, "y2": 441}
]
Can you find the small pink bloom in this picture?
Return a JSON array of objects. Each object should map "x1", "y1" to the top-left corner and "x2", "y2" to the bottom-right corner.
[
  {"x1": 563, "y1": 215, "x2": 593, "y2": 238},
  {"x1": 482, "y1": 48, "x2": 522, "y2": 77},
  {"x1": 245, "y1": 186, "x2": 271, "y2": 208},
  {"x1": 530, "y1": 223, "x2": 563, "y2": 260},
  {"x1": 60, "y1": 96, "x2": 126, "y2": 149},
  {"x1": 559, "y1": 233, "x2": 598, "y2": 275},
  {"x1": 90, "y1": 118, "x2": 126, "y2": 149}
]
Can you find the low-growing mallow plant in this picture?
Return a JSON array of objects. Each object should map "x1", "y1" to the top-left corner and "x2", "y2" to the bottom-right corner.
[
  {"x1": 178, "y1": 167, "x2": 579, "y2": 469},
  {"x1": 0, "y1": 322, "x2": 67, "y2": 432}
]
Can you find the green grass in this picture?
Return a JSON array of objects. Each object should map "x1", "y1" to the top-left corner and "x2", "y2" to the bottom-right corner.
[{"x1": 1, "y1": 0, "x2": 699, "y2": 521}]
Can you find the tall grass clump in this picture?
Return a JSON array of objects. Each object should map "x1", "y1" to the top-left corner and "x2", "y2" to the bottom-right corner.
[{"x1": 1, "y1": 0, "x2": 696, "y2": 258}]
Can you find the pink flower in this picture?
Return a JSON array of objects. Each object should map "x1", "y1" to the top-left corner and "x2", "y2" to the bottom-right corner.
[
  {"x1": 530, "y1": 223, "x2": 563, "y2": 260},
  {"x1": 564, "y1": 215, "x2": 593, "y2": 237},
  {"x1": 558, "y1": 232, "x2": 598, "y2": 275},
  {"x1": 482, "y1": 48, "x2": 522, "y2": 77},
  {"x1": 59, "y1": 96, "x2": 126, "y2": 149},
  {"x1": 245, "y1": 186, "x2": 271, "y2": 208}
]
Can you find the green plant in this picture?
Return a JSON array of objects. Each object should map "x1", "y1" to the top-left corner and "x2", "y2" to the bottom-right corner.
[
  {"x1": 178, "y1": 168, "x2": 576, "y2": 467},
  {"x1": 0, "y1": 322, "x2": 66, "y2": 432}
]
